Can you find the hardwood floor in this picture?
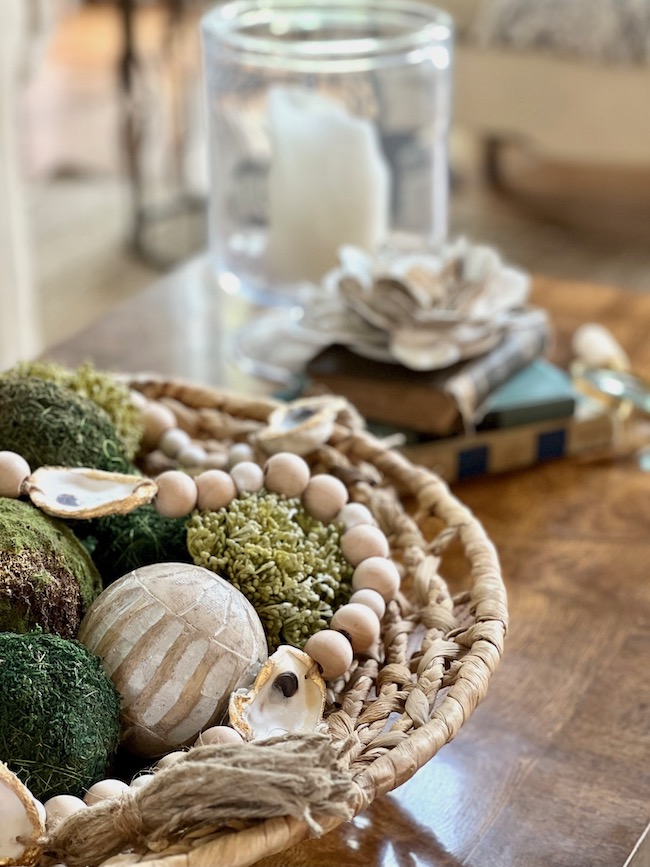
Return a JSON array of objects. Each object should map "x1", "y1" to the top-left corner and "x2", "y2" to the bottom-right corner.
[{"x1": 23, "y1": 4, "x2": 650, "y2": 355}]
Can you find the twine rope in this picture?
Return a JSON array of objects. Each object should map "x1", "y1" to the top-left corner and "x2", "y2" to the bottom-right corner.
[{"x1": 43, "y1": 735, "x2": 358, "y2": 867}]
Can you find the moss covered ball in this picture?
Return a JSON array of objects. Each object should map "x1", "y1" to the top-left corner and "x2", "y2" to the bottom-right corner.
[
  {"x1": 0, "y1": 376, "x2": 133, "y2": 474},
  {"x1": 86, "y1": 505, "x2": 192, "y2": 586},
  {"x1": 0, "y1": 631, "x2": 122, "y2": 801},
  {"x1": 0, "y1": 498, "x2": 102, "y2": 637},
  {"x1": 187, "y1": 491, "x2": 353, "y2": 651},
  {"x1": 3, "y1": 360, "x2": 144, "y2": 460}
]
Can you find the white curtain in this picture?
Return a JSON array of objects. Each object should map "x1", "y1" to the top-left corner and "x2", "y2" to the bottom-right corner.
[{"x1": 0, "y1": 0, "x2": 42, "y2": 371}]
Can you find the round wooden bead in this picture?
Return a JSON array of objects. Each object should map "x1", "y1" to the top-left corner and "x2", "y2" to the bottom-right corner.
[
  {"x1": 349, "y1": 588, "x2": 386, "y2": 620},
  {"x1": 263, "y1": 453, "x2": 310, "y2": 498},
  {"x1": 302, "y1": 475, "x2": 348, "y2": 523},
  {"x1": 44, "y1": 794, "x2": 86, "y2": 829},
  {"x1": 194, "y1": 725, "x2": 244, "y2": 747},
  {"x1": 83, "y1": 779, "x2": 129, "y2": 806},
  {"x1": 155, "y1": 751, "x2": 186, "y2": 770},
  {"x1": 130, "y1": 774, "x2": 155, "y2": 791},
  {"x1": 228, "y1": 443, "x2": 254, "y2": 466},
  {"x1": 303, "y1": 630, "x2": 354, "y2": 680},
  {"x1": 196, "y1": 470, "x2": 237, "y2": 511},
  {"x1": 203, "y1": 451, "x2": 229, "y2": 470},
  {"x1": 337, "y1": 502, "x2": 375, "y2": 530},
  {"x1": 352, "y1": 556, "x2": 400, "y2": 601},
  {"x1": 0, "y1": 451, "x2": 30, "y2": 498},
  {"x1": 141, "y1": 403, "x2": 176, "y2": 449},
  {"x1": 340, "y1": 525, "x2": 389, "y2": 566},
  {"x1": 159, "y1": 428, "x2": 191, "y2": 459},
  {"x1": 129, "y1": 390, "x2": 149, "y2": 411},
  {"x1": 176, "y1": 444, "x2": 207, "y2": 467},
  {"x1": 154, "y1": 470, "x2": 198, "y2": 517},
  {"x1": 330, "y1": 603, "x2": 381, "y2": 652},
  {"x1": 230, "y1": 461, "x2": 264, "y2": 494}
]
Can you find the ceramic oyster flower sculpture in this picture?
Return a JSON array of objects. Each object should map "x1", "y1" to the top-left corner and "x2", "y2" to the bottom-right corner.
[{"x1": 315, "y1": 239, "x2": 530, "y2": 371}]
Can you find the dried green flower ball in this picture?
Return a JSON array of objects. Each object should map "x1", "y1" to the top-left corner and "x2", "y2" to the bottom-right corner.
[
  {"x1": 0, "y1": 497, "x2": 102, "y2": 637},
  {"x1": 2, "y1": 361, "x2": 143, "y2": 460},
  {"x1": 0, "y1": 376, "x2": 133, "y2": 474},
  {"x1": 0, "y1": 631, "x2": 122, "y2": 801},
  {"x1": 187, "y1": 491, "x2": 353, "y2": 652}
]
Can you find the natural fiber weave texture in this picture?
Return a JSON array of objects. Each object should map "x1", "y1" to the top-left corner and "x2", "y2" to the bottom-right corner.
[{"x1": 40, "y1": 378, "x2": 508, "y2": 867}]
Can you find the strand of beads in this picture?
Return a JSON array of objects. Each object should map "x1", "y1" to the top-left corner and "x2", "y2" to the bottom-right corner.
[
  {"x1": 0, "y1": 444, "x2": 401, "y2": 681},
  {"x1": 148, "y1": 451, "x2": 400, "y2": 681},
  {"x1": 137, "y1": 393, "x2": 249, "y2": 472}
]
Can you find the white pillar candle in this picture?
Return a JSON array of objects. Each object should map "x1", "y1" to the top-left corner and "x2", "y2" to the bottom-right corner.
[{"x1": 267, "y1": 86, "x2": 391, "y2": 285}]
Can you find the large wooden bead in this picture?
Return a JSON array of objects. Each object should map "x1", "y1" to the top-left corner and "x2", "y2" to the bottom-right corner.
[
  {"x1": 159, "y1": 428, "x2": 191, "y2": 459},
  {"x1": 176, "y1": 444, "x2": 207, "y2": 468},
  {"x1": 263, "y1": 453, "x2": 310, "y2": 498},
  {"x1": 77, "y1": 563, "x2": 268, "y2": 757},
  {"x1": 44, "y1": 794, "x2": 86, "y2": 830},
  {"x1": 330, "y1": 603, "x2": 380, "y2": 652},
  {"x1": 228, "y1": 443, "x2": 254, "y2": 466},
  {"x1": 230, "y1": 461, "x2": 264, "y2": 494},
  {"x1": 352, "y1": 556, "x2": 400, "y2": 601},
  {"x1": 155, "y1": 751, "x2": 186, "y2": 770},
  {"x1": 337, "y1": 502, "x2": 375, "y2": 530},
  {"x1": 0, "y1": 451, "x2": 30, "y2": 497},
  {"x1": 83, "y1": 779, "x2": 129, "y2": 806},
  {"x1": 154, "y1": 470, "x2": 197, "y2": 517},
  {"x1": 130, "y1": 774, "x2": 154, "y2": 791},
  {"x1": 349, "y1": 588, "x2": 386, "y2": 620},
  {"x1": 341, "y1": 525, "x2": 389, "y2": 566},
  {"x1": 303, "y1": 630, "x2": 354, "y2": 680},
  {"x1": 302, "y1": 475, "x2": 348, "y2": 523},
  {"x1": 141, "y1": 403, "x2": 176, "y2": 449},
  {"x1": 194, "y1": 725, "x2": 244, "y2": 747},
  {"x1": 196, "y1": 470, "x2": 237, "y2": 511}
]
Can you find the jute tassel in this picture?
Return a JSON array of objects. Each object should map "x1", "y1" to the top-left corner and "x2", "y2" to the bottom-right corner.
[{"x1": 41, "y1": 734, "x2": 359, "y2": 867}]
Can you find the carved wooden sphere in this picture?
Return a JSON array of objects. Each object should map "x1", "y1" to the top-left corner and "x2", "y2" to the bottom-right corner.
[{"x1": 78, "y1": 562, "x2": 268, "y2": 757}]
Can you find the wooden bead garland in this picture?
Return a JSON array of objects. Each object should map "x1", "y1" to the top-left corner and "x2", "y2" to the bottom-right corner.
[
  {"x1": 2, "y1": 394, "x2": 402, "y2": 684},
  {"x1": 149, "y1": 442, "x2": 399, "y2": 682},
  {"x1": 0, "y1": 444, "x2": 400, "y2": 682},
  {"x1": 139, "y1": 398, "x2": 401, "y2": 680}
]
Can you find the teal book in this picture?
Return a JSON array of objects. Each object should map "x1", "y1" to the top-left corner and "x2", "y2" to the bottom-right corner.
[{"x1": 476, "y1": 358, "x2": 577, "y2": 430}]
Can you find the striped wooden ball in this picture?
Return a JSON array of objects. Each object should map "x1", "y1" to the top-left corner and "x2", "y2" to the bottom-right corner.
[{"x1": 78, "y1": 563, "x2": 268, "y2": 757}]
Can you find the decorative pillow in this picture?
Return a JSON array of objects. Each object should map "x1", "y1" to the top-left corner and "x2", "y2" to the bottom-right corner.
[{"x1": 468, "y1": 0, "x2": 650, "y2": 65}]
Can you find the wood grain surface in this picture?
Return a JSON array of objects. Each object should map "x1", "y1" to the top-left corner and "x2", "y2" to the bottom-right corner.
[{"x1": 47, "y1": 263, "x2": 650, "y2": 867}]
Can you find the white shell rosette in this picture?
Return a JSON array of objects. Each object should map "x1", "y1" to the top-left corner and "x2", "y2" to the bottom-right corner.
[{"x1": 320, "y1": 240, "x2": 531, "y2": 370}]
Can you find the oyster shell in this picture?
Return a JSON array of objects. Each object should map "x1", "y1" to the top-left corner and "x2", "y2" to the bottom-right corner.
[
  {"x1": 229, "y1": 645, "x2": 326, "y2": 741},
  {"x1": 254, "y1": 396, "x2": 348, "y2": 456},
  {"x1": 23, "y1": 467, "x2": 157, "y2": 519}
]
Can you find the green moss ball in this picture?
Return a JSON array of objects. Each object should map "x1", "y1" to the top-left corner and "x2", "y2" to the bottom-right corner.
[
  {"x1": 3, "y1": 360, "x2": 144, "y2": 460},
  {"x1": 0, "y1": 498, "x2": 102, "y2": 637},
  {"x1": 0, "y1": 631, "x2": 122, "y2": 801},
  {"x1": 0, "y1": 376, "x2": 133, "y2": 474},
  {"x1": 86, "y1": 505, "x2": 192, "y2": 586}
]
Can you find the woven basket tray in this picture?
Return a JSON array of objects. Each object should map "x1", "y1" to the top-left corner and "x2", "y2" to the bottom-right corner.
[{"x1": 42, "y1": 378, "x2": 508, "y2": 867}]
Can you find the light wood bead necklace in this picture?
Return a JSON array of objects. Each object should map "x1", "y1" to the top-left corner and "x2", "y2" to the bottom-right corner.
[{"x1": 0, "y1": 398, "x2": 401, "y2": 683}]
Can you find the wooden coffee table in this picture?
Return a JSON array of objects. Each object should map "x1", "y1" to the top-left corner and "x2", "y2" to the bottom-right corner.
[{"x1": 47, "y1": 259, "x2": 650, "y2": 867}]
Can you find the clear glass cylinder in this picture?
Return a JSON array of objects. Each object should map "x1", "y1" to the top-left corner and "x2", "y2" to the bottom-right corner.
[{"x1": 201, "y1": 0, "x2": 453, "y2": 304}]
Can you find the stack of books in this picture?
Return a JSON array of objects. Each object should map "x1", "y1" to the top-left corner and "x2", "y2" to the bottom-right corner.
[{"x1": 304, "y1": 322, "x2": 614, "y2": 482}]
